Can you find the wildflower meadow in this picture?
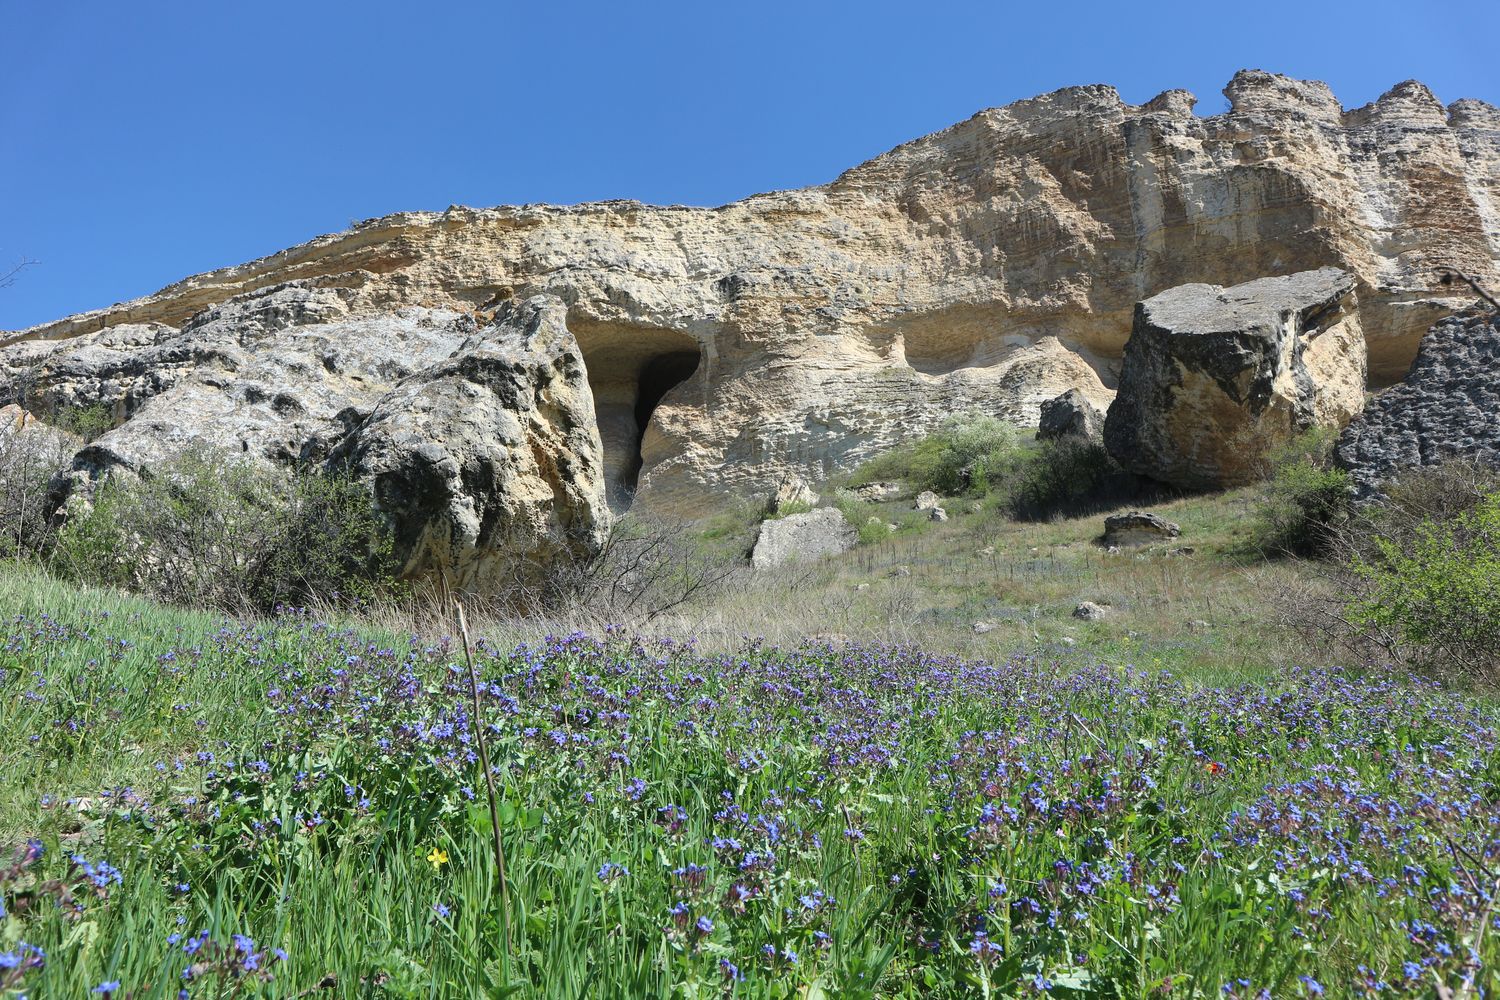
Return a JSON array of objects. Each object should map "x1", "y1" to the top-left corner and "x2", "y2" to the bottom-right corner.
[{"x1": 2, "y1": 580, "x2": 1499, "y2": 997}]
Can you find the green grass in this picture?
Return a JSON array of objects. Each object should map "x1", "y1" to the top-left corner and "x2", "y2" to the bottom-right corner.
[{"x1": 3, "y1": 559, "x2": 1500, "y2": 997}]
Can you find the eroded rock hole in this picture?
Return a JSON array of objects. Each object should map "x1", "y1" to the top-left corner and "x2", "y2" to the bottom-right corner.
[
  {"x1": 622, "y1": 351, "x2": 700, "y2": 499},
  {"x1": 570, "y1": 319, "x2": 702, "y2": 511}
]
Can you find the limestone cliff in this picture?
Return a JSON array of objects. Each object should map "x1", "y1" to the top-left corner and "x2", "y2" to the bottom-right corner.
[{"x1": 4, "y1": 70, "x2": 1497, "y2": 518}]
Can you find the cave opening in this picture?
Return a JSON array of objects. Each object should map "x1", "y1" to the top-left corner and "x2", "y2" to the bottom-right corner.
[
  {"x1": 622, "y1": 350, "x2": 700, "y2": 501},
  {"x1": 570, "y1": 318, "x2": 703, "y2": 511}
]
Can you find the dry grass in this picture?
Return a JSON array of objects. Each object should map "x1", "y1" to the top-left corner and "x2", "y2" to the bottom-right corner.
[{"x1": 327, "y1": 487, "x2": 1344, "y2": 684}]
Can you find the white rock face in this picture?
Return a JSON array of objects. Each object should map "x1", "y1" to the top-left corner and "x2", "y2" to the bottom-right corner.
[
  {"x1": 4, "y1": 70, "x2": 1496, "y2": 521},
  {"x1": 750, "y1": 508, "x2": 856, "y2": 569},
  {"x1": 18, "y1": 287, "x2": 610, "y2": 589}
]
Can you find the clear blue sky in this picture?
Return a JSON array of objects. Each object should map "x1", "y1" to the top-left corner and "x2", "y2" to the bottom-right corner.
[{"x1": 3, "y1": 0, "x2": 1495, "y2": 330}]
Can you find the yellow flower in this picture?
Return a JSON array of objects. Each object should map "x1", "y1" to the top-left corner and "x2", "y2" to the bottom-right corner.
[{"x1": 426, "y1": 847, "x2": 449, "y2": 869}]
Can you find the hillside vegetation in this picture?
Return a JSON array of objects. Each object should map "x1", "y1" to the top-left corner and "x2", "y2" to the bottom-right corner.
[
  {"x1": 2, "y1": 564, "x2": 1500, "y2": 997},
  {"x1": 3, "y1": 417, "x2": 1500, "y2": 997}
]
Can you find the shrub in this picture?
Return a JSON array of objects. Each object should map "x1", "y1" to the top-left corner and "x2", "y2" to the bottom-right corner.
[
  {"x1": 534, "y1": 511, "x2": 737, "y2": 624},
  {"x1": 253, "y1": 467, "x2": 406, "y2": 609},
  {"x1": 1253, "y1": 429, "x2": 1350, "y2": 556},
  {"x1": 1007, "y1": 438, "x2": 1140, "y2": 521},
  {"x1": 52, "y1": 448, "x2": 403, "y2": 611},
  {"x1": 53, "y1": 402, "x2": 112, "y2": 442},
  {"x1": 762, "y1": 499, "x2": 813, "y2": 520},
  {"x1": 852, "y1": 417, "x2": 1150, "y2": 522},
  {"x1": 854, "y1": 416, "x2": 1023, "y2": 497},
  {"x1": 1347, "y1": 491, "x2": 1500, "y2": 678},
  {"x1": 0, "y1": 418, "x2": 72, "y2": 562},
  {"x1": 51, "y1": 481, "x2": 134, "y2": 589}
]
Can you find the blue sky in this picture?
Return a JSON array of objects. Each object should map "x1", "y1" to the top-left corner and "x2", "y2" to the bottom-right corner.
[{"x1": 2, "y1": 0, "x2": 1495, "y2": 329}]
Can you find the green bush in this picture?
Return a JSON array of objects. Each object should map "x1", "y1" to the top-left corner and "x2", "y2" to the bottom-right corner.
[
  {"x1": 52, "y1": 448, "x2": 402, "y2": 611},
  {"x1": 762, "y1": 499, "x2": 813, "y2": 520},
  {"x1": 1253, "y1": 429, "x2": 1350, "y2": 556},
  {"x1": 1347, "y1": 491, "x2": 1500, "y2": 677},
  {"x1": 52, "y1": 482, "x2": 134, "y2": 588},
  {"x1": 1008, "y1": 438, "x2": 1137, "y2": 521},
  {"x1": 53, "y1": 402, "x2": 113, "y2": 442},
  {"x1": 254, "y1": 468, "x2": 405, "y2": 609},
  {"x1": 852, "y1": 417, "x2": 1147, "y2": 522},
  {"x1": 854, "y1": 416, "x2": 1023, "y2": 497}
]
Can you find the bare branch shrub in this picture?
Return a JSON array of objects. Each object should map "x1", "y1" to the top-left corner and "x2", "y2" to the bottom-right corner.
[
  {"x1": 0, "y1": 410, "x2": 76, "y2": 561},
  {"x1": 0, "y1": 256, "x2": 35, "y2": 291},
  {"x1": 514, "y1": 511, "x2": 739, "y2": 627}
]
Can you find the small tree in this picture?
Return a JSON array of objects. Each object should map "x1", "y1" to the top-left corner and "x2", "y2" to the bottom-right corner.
[
  {"x1": 1347, "y1": 491, "x2": 1500, "y2": 678},
  {"x1": 0, "y1": 411, "x2": 74, "y2": 561}
]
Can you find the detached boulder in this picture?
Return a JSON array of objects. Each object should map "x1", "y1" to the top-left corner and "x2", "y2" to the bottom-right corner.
[
  {"x1": 1073, "y1": 601, "x2": 1111, "y2": 621},
  {"x1": 1104, "y1": 268, "x2": 1367, "y2": 488},
  {"x1": 1037, "y1": 389, "x2": 1104, "y2": 442},
  {"x1": 1103, "y1": 510, "x2": 1180, "y2": 547},
  {"x1": 751, "y1": 507, "x2": 855, "y2": 569},
  {"x1": 1335, "y1": 312, "x2": 1500, "y2": 498},
  {"x1": 853, "y1": 481, "x2": 902, "y2": 502},
  {"x1": 765, "y1": 474, "x2": 818, "y2": 515},
  {"x1": 337, "y1": 296, "x2": 610, "y2": 591}
]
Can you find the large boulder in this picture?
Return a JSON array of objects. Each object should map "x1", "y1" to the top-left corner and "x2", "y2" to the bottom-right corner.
[
  {"x1": 1335, "y1": 312, "x2": 1500, "y2": 498},
  {"x1": 336, "y1": 296, "x2": 610, "y2": 591},
  {"x1": 1036, "y1": 389, "x2": 1105, "y2": 442},
  {"x1": 1103, "y1": 510, "x2": 1181, "y2": 547},
  {"x1": 1104, "y1": 268, "x2": 1367, "y2": 488},
  {"x1": 751, "y1": 507, "x2": 856, "y2": 569},
  {"x1": 10, "y1": 284, "x2": 611, "y2": 591}
]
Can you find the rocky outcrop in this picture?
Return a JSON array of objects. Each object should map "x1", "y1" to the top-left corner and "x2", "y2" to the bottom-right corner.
[
  {"x1": 0, "y1": 404, "x2": 79, "y2": 459},
  {"x1": 750, "y1": 507, "x2": 856, "y2": 569},
  {"x1": 1103, "y1": 511, "x2": 1181, "y2": 547},
  {"x1": 1037, "y1": 389, "x2": 1105, "y2": 442},
  {"x1": 1103, "y1": 268, "x2": 1367, "y2": 488},
  {"x1": 19, "y1": 287, "x2": 609, "y2": 588},
  {"x1": 334, "y1": 297, "x2": 609, "y2": 590},
  {"x1": 1335, "y1": 311, "x2": 1500, "y2": 498},
  {"x1": 765, "y1": 475, "x2": 818, "y2": 516},
  {"x1": 4, "y1": 70, "x2": 1497, "y2": 523}
]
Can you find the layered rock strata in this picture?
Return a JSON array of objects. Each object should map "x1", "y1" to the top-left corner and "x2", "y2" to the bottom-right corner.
[{"x1": 2, "y1": 69, "x2": 1496, "y2": 574}]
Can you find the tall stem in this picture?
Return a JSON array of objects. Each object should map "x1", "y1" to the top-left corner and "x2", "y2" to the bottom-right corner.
[{"x1": 456, "y1": 603, "x2": 512, "y2": 958}]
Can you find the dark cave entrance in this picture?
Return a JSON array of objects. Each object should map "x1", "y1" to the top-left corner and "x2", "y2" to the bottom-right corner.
[
  {"x1": 570, "y1": 318, "x2": 703, "y2": 511},
  {"x1": 622, "y1": 350, "x2": 700, "y2": 501}
]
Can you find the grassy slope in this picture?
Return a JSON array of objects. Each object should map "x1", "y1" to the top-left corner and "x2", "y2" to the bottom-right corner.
[
  {"x1": 692, "y1": 487, "x2": 1332, "y2": 683},
  {"x1": 2, "y1": 494, "x2": 1493, "y2": 997}
]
